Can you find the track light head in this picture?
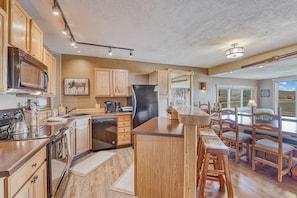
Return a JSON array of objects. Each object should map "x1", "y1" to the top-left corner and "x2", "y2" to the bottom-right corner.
[
  {"x1": 52, "y1": 0, "x2": 60, "y2": 15},
  {"x1": 129, "y1": 50, "x2": 133, "y2": 57},
  {"x1": 109, "y1": 47, "x2": 112, "y2": 56}
]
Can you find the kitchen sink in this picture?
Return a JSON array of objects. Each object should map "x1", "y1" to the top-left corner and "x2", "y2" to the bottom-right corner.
[{"x1": 61, "y1": 113, "x2": 91, "y2": 118}]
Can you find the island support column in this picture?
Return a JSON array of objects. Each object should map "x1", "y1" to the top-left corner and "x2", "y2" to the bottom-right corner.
[{"x1": 183, "y1": 124, "x2": 197, "y2": 198}]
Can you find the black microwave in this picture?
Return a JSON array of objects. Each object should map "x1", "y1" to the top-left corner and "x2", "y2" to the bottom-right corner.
[{"x1": 7, "y1": 47, "x2": 48, "y2": 93}]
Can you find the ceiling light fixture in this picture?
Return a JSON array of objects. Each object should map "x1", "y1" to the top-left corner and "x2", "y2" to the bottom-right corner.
[
  {"x1": 129, "y1": 50, "x2": 133, "y2": 57},
  {"x1": 52, "y1": 0, "x2": 60, "y2": 16},
  {"x1": 226, "y1": 43, "x2": 245, "y2": 59},
  {"x1": 52, "y1": 0, "x2": 134, "y2": 57}
]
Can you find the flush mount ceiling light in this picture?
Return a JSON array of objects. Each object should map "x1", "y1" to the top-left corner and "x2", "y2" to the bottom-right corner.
[
  {"x1": 226, "y1": 43, "x2": 245, "y2": 59},
  {"x1": 52, "y1": 0, "x2": 134, "y2": 57}
]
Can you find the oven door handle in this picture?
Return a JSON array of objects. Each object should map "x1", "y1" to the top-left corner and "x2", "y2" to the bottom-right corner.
[{"x1": 51, "y1": 132, "x2": 66, "y2": 144}]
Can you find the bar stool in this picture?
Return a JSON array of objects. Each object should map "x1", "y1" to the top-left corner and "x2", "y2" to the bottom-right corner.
[
  {"x1": 197, "y1": 128, "x2": 217, "y2": 186},
  {"x1": 198, "y1": 135, "x2": 233, "y2": 198}
]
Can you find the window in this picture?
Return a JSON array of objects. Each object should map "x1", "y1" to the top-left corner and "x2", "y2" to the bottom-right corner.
[
  {"x1": 276, "y1": 80, "x2": 296, "y2": 118},
  {"x1": 217, "y1": 86, "x2": 254, "y2": 108}
]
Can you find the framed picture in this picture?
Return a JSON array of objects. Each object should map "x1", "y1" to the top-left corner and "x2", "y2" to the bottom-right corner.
[
  {"x1": 261, "y1": 89, "x2": 270, "y2": 97},
  {"x1": 64, "y1": 78, "x2": 89, "y2": 95}
]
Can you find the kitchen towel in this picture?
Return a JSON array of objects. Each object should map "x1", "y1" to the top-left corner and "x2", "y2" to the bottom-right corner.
[
  {"x1": 70, "y1": 151, "x2": 116, "y2": 177},
  {"x1": 111, "y1": 163, "x2": 134, "y2": 195}
]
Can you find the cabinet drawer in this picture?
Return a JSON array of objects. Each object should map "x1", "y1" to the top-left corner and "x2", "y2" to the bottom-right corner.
[
  {"x1": 117, "y1": 115, "x2": 131, "y2": 122},
  {"x1": 8, "y1": 146, "x2": 46, "y2": 197},
  {"x1": 118, "y1": 121, "x2": 131, "y2": 127},
  {"x1": 118, "y1": 126, "x2": 131, "y2": 133},
  {"x1": 118, "y1": 133, "x2": 131, "y2": 145}
]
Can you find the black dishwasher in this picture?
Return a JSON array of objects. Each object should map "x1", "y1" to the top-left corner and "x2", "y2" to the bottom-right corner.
[{"x1": 92, "y1": 116, "x2": 117, "y2": 151}]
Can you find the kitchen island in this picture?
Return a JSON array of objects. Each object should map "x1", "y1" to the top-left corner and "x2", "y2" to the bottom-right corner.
[{"x1": 132, "y1": 107, "x2": 210, "y2": 198}]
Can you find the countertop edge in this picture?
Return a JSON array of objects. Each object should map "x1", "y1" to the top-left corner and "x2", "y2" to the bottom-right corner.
[{"x1": 0, "y1": 138, "x2": 50, "y2": 177}]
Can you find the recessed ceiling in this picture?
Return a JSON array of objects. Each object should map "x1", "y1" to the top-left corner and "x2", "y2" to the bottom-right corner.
[{"x1": 18, "y1": 0, "x2": 297, "y2": 79}]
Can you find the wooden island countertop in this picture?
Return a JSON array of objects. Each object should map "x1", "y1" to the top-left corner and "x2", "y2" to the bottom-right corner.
[
  {"x1": 131, "y1": 117, "x2": 184, "y2": 137},
  {"x1": 132, "y1": 107, "x2": 210, "y2": 198}
]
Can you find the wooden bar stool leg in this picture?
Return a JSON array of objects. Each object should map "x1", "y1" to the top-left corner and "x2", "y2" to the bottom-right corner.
[
  {"x1": 198, "y1": 153, "x2": 211, "y2": 198},
  {"x1": 222, "y1": 154, "x2": 234, "y2": 198},
  {"x1": 197, "y1": 139, "x2": 206, "y2": 187},
  {"x1": 216, "y1": 154, "x2": 225, "y2": 191}
]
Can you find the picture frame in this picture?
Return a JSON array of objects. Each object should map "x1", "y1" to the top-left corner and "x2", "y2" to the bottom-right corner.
[
  {"x1": 64, "y1": 78, "x2": 89, "y2": 96},
  {"x1": 260, "y1": 89, "x2": 270, "y2": 97}
]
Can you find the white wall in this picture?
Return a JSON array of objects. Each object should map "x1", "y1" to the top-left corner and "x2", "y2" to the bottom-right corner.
[
  {"x1": 0, "y1": 94, "x2": 28, "y2": 109},
  {"x1": 258, "y1": 79, "x2": 273, "y2": 109}
]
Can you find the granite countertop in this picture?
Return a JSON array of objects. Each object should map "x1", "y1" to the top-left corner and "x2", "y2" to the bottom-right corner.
[
  {"x1": 132, "y1": 117, "x2": 184, "y2": 137},
  {"x1": 0, "y1": 138, "x2": 49, "y2": 177}
]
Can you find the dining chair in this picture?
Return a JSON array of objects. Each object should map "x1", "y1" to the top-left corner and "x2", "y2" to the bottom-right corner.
[
  {"x1": 251, "y1": 107, "x2": 294, "y2": 182},
  {"x1": 219, "y1": 107, "x2": 251, "y2": 163},
  {"x1": 199, "y1": 101, "x2": 211, "y2": 114},
  {"x1": 210, "y1": 103, "x2": 222, "y2": 135}
]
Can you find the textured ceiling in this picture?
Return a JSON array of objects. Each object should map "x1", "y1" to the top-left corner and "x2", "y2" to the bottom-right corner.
[{"x1": 18, "y1": 0, "x2": 297, "y2": 79}]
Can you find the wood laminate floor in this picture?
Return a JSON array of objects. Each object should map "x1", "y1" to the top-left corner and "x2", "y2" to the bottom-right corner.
[{"x1": 55, "y1": 147, "x2": 297, "y2": 198}]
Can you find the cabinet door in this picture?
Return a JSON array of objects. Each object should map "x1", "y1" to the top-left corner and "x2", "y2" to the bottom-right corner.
[
  {"x1": 75, "y1": 125, "x2": 90, "y2": 154},
  {"x1": 14, "y1": 162, "x2": 47, "y2": 198},
  {"x1": 9, "y1": 0, "x2": 30, "y2": 51},
  {"x1": 43, "y1": 48, "x2": 56, "y2": 96},
  {"x1": 0, "y1": 7, "x2": 7, "y2": 94},
  {"x1": 158, "y1": 70, "x2": 169, "y2": 97},
  {"x1": 33, "y1": 162, "x2": 47, "y2": 198},
  {"x1": 30, "y1": 19, "x2": 43, "y2": 61},
  {"x1": 113, "y1": 70, "x2": 128, "y2": 96},
  {"x1": 94, "y1": 68, "x2": 112, "y2": 96}
]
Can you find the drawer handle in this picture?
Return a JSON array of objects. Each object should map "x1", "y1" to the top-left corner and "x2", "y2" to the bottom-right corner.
[
  {"x1": 32, "y1": 163, "x2": 37, "y2": 168},
  {"x1": 31, "y1": 175, "x2": 38, "y2": 183}
]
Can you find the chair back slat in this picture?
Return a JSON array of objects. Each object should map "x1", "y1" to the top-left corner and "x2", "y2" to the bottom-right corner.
[{"x1": 252, "y1": 107, "x2": 282, "y2": 141}]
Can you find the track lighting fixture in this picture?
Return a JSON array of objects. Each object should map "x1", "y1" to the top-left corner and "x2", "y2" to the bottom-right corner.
[
  {"x1": 62, "y1": 26, "x2": 69, "y2": 35},
  {"x1": 52, "y1": 0, "x2": 60, "y2": 16},
  {"x1": 53, "y1": 0, "x2": 134, "y2": 57}
]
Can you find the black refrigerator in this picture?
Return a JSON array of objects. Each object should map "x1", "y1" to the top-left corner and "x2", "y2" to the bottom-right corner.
[{"x1": 128, "y1": 84, "x2": 159, "y2": 129}]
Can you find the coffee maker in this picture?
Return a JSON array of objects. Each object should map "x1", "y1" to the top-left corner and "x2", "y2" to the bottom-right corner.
[{"x1": 104, "y1": 101, "x2": 114, "y2": 113}]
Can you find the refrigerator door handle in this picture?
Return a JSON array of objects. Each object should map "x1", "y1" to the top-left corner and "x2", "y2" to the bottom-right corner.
[{"x1": 131, "y1": 87, "x2": 137, "y2": 120}]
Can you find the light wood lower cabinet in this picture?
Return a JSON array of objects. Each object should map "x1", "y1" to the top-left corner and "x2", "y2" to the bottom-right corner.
[
  {"x1": 117, "y1": 114, "x2": 131, "y2": 146},
  {"x1": 14, "y1": 162, "x2": 47, "y2": 198},
  {"x1": 75, "y1": 117, "x2": 90, "y2": 155},
  {"x1": 6, "y1": 146, "x2": 47, "y2": 198}
]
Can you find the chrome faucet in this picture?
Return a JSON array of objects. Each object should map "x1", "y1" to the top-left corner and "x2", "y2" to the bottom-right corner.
[{"x1": 65, "y1": 107, "x2": 77, "y2": 114}]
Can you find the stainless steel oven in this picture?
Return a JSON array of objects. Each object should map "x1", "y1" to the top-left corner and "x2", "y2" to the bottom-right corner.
[
  {"x1": 92, "y1": 116, "x2": 117, "y2": 151},
  {"x1": 47, "y1": 126, "x2": 72, "y2": 197}
]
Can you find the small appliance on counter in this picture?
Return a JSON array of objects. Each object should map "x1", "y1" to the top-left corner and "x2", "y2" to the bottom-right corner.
[
  {"x1": 114, "y1": 102, "x2": 122, "y2": 112},
  {"x1": 104, "y1": 101, "x2": 114, "y2": 113},
  {"x1": 120, "y1": 106, "x2": 133, "y2": 112}
]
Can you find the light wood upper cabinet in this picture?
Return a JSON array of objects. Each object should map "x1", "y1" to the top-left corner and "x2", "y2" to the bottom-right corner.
[
  {"x1": 149, "y1": 70, "x2": 169, "y2": 98},
  {"x1": 43, "y1": 48, "x2": 56, "y2": 96},
  {"x1": 0, "y1": 7, "x2": 7, "y2": 94},
  {"x1": 94, "y1": 68, "x2": 128, "y2": 97},
  {"x1": 94, "y1": 68, "x2": 112, "y2": 96},
  {"x1": 9, "y1": 0, "x2": 43, "y2": 61},
  {"x1": 8, "y1": 0, "x2": 30, "y2": 52},
  {"x1": 113, "y1": 69, "x2": 128, "y2": 96},
  {"x1": 30, "y1": 19, "x2": 43, "y2": 61}
]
